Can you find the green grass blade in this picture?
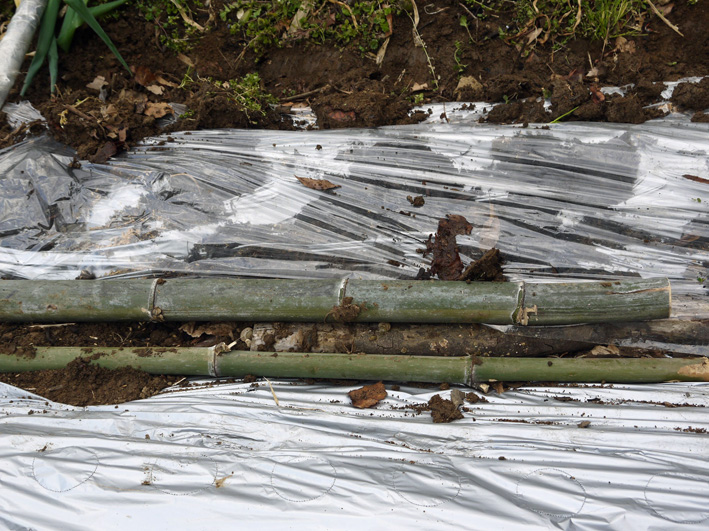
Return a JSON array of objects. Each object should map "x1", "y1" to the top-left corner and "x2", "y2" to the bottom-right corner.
[
  {"x1": 49, "y1": 36, "x2": 59, "y2": 94},
  {"x1": 89, "y1": 0, "x2": 130, "y2": 18},
  {"x1": 62, "y1": 0, "x2": 132, "y2": 75},
  {"x1": 549, "y1": 106, "x2": 579, "y2": 124},
  {"x1": 58, "y1": 0, "x2": 129, "y2": 53},
  {"x1": 20, "y1": 0, "x2": 62, "y2": 96},
  {"x1": 56, "y1": 2, "x2": 84, "y2": 53}
]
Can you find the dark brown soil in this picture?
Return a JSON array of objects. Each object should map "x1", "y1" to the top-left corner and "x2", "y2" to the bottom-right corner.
[
  {"x1": 0, "y1": 321, "x2": 248, "y2": 405},
  {"x1": 0, "y1": 358, "x2": 181, "y2": 407},
  {"x1": 326, "y1": 296, "x2": 367, "y2": 322},
  {"x1": 460, "y1": 247, "x2": 504, "y2": 282},
  {"x1": 1, "y1": 0, "x2": 707, "y2": 155},
  {"x1": 422, "y1": 214, "x2": 473, "y2": 280},
  {"x1": 428, "y1": 394, "x2": 463, "y2": 423}
]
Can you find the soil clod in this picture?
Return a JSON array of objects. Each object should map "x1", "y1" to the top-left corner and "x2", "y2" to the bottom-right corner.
[
  {"x1": 349, "y1": 381, "x2": 387, "y2": 409},
  {"x1": 428, "y1": 394, "x2": 463, "y2": 423}
]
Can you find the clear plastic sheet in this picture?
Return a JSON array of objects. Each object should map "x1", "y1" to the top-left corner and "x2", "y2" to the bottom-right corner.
[
  {"x1": 2, "y1": 378, "x2": 709, "y2": 529},
  {"x1": 1, "y1": 119, "x2": 707, "y2": 319}
]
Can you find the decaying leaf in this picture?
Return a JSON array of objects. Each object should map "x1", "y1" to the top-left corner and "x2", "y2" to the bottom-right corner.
[
  {"x1": 589, "y1": 84, "x2": 605, "y2": 104},
  {"x1": 376, "y1": 36, "x2": 390, "y2": 66},
  {"x1": 614, "y1": 37, "x2": 636, "y2": 54},
  {"x1": 295, "y1": 176, "x2": 340, "y2": 190},
  {"x1": 411, "y1": 82, "x2": 428, "y2": 92},
  {"x1": 90, "y1": 141, "x2": 119, "y2": 164},
  {"x1": 144, "y1": 102, "x2": 174, "y2": 118},
  {"x1": 156, "y1": 75, "x2": 179, "y2": 88},
  {"x1": 180, "y1": 322, "x2": 236, "y2": 339},
  {"x1": 146, "y1": 85, "x2": 165, "y2": 96},
  {"x1": 349, "y1": 381, "x2": 387, "y2": 408},
  {"x1": 86, "y1": 76, "x2": 108, "y2": 91},
  {"x1": 526, "y1": 26, "x2": 543, "y2": 44},
  {"x1": 590, "y1": 344, "x2": 621, "y2": 356},
  {"x1": 177, "y1": 53, "x2": 195, "y2": 68},
  {"x1": 132, "y1": 65, "x2": 158, "y2": 87},
  {"x1": 683, "y1": 174, "x2": 709, "y2": 185}
]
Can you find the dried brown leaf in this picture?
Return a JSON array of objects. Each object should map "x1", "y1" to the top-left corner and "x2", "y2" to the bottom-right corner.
[
  {"x1": 146, "y1": 84, "x2": 165, "y2": 96},
  {"x1": 589, "y1": 84, "x2": 605, "y2": 104},
  {"x1": 156, "y1": 75, "x2": 179, "y2": 88},
  {"x1": 132, "y1": 65, "x2": 157, "y2": 87},
  {"x1": 179, "y1": 322, "x2": 235, "y2": 338},
  {"x1": 295, "y1": 176, "x2": 340, "y2": 190},
  {"x1": 143, "y1": 102, "x2": 174, "y2": 118},
  {"x1": 683, "y1": 174, "x2": 709, "y2": 185},
  {"x1": 86, "y1": 76, "x2": 108, "y2": 91},
  {"x1": 590, "y1": 344, "x2": 621, "y2": 356}
]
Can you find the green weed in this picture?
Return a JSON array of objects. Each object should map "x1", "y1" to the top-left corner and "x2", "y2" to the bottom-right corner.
[
  {"x1": 208, "y1": 73, "x2": 278, "y2": 119},
  {"x1": 454, "y1": 41, "x2": 468, "y2": 75},
  {"x1": 136, "y1": 0, "x2": 204, "y2": 53},
  {"x1": 21, "y1": 0, "x2": 131, "y2": 95}
]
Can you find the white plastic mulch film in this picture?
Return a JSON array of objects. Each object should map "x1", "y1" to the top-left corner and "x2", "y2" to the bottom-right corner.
[
  {"x1": 1, "y1": 112, "x2": 709, "y2": 527},
  {"x1": 2, "y1": 379, "x2": 709, "y2": 529}
]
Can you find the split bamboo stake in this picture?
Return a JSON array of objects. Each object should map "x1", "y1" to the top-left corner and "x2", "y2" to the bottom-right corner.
[
  {"x1": 1, "y1": 347, "x2": 707, "y2": 384},
  {"x1": 0, "y1": 277, "x2": 671, "y2": 325}
]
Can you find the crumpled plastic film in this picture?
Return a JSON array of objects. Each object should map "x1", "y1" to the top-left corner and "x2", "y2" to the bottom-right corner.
[
  {"x1": 1, "y1": 378, "x2": 709, "y2": 529},
  {"x1": 1, "y1": 120, "x2": 707, "y2": 317}
]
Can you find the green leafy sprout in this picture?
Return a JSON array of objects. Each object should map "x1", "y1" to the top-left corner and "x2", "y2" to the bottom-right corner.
[
  {"x1": 453, "y1": 40, "x2": 467, "y2": 75},
  {"x1": 208, "y1": 73, "x2": 278, "y2": 121},
  {"x1": 21, "y1": 0, "x2": 131, "y2": 96}
]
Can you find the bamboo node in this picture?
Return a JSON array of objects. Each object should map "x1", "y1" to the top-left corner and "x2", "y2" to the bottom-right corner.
[{"x1": 516, "y1": 304, "x2": 538, "y2": 326}]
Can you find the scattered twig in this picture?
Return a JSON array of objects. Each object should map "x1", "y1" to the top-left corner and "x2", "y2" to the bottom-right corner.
[
  {"x1": 572, "y1": 0, "x2": 582, "y2": 33},
  {"x1": 264, "y1": 377, "x2": 280, "y2": 406},
  {"x1": 169, "y1": 0, "x2": 206, "y2": 32},
  {"x1": 64, "y1": 104, "x2": 99, "y2": 123},
  {"x1": 646, "y1": 0, "x2": 683, "y2": 37},
  {"x1": 328, "y1": 0, "x2": 358, "y2": 28},
  {"x1": 279, "y1": 84, "x2": 330, "y2": 102},
  {"x1": 459, "y1": 2, "x2": 476, "y2": 20}
]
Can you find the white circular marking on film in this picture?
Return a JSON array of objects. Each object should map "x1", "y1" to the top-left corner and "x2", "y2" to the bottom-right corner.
[
  {"x1": 516, "y1": 468, "x2": 586, "y2": 519},
  {"x1": 271, "y1": 456, "x2": 337, "y2": 502},
  {"x1": 32, "y1": 447, "x2": 99, "y2": 492},
  {"x1": 644, "y1": 473, "x2": 709, "y2": 524},
  {"x1": 147, "y1": 456, "x2": 217, "y2": 495},
  {"x1": 392, "y1": 462, "x2": 462, "y2": 507}
]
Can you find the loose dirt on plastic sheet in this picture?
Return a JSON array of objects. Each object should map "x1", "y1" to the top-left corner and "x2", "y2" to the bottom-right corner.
[{"x1": 1, "y1": 0, "x2": 708, "y2": 155}]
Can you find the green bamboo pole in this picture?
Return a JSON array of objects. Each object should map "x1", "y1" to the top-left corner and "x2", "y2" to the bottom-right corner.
[
  {"x1": 0, "y1": 347, "x2": 470, "y2": 383},
  {"x1": 1, "y1": 347, "x2": 707, "y2": 384},
  {"x1": 522, "y1": 278, "x2": 672, "y2": 325},
  {"x1": 472, "y1": 357, "x2": 709, "y2": 384},
  {"x1": 0, "y1": 277, "x2": 670, "y2": 325}
]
